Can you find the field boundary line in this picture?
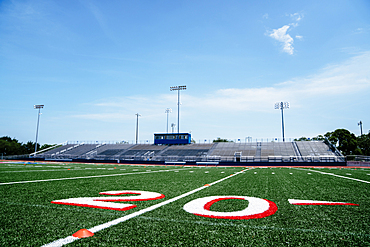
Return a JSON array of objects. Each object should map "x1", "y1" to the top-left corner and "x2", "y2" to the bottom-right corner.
[
  {"x1": 1, "y1": 169, "x2": 81, "y2": 173},
  {"x1": 41, "y1": 169, "x2": 247, "y2": 247},
  {"x1": 295, "y1": 168, "x2": 370, "y2": 184},
  {"x1": 0, "y1": 169, "x2": 189, "y2": 185}
]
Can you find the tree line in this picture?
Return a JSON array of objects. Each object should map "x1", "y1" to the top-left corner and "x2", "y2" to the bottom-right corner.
[
  {"x1": 294, "y1": 129, "x2": 370, "y2": 156},
  {"x1": 0, "y1": 136, "x2": 54, "y2": 156}
]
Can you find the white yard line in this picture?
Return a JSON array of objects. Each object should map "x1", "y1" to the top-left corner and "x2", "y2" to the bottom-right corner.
[
  {"x1": 41, "y1": 169, "x2": 247, "y2": 247},
  {"x1": 295, "y1": 168, "x2": 370, "y2": 184},
  {"x1": 1, "y1": 169, "x2": 82, "y2": 173},
  {"x1": 0, "y1": 169, "x2": 189, "y2": 186}
]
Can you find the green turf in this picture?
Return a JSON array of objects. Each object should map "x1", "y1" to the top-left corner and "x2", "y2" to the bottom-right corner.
[{"x1": 0, "y1": 163, "x2": 369, "y2": 246}]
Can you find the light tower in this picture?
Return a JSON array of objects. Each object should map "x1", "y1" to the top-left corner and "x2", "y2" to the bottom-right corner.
[
  {"x1": 170, "y1": 85, "x2": 186, "y2": 134},
  {"x1": 135, "y1": 113, "x2": 141, "y2": 144},
  {"x1": 358, "y1": 121, "x2": 363, "y2": 136},
  {"x1": 165, "y1": 108, "x2": 172, "y2": 133},
  {"x1": 34, "y1": 105, "x2": 44, "y2": 153},
  {"x1": 275, "y1": 102, "x2": 289, "y2": 142}
]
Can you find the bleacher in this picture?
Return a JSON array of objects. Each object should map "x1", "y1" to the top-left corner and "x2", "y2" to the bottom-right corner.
[
  {"x1": 209, "y1": 143, "x2": 257, "y2": 157},
  {"x1": 161, "y1": 144, "x2": 213, "y2": 156},
  {"x1": 117, "y1": 145, "x2": 168, "y2": 161},
  {"x1": 36, "y1": 141, "x2": 344, "y2": 165},
  {"x1": 96, "y1": 144, "x2": 134, "y2": 157},
  {"x1": 296, "y1": 141, "x2": 334, "y2": 156}
]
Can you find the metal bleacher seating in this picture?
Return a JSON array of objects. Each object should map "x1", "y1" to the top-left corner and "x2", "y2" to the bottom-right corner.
[
  {"x1": 41, "y1": 144, "x2": 75, "y2": 155},
  {"x1": 208, "y1": 143, "x2": 257, "y2": 157},
  {"x1": 36, "y1": 141, "x2": 342, "y2": 163},
  {"x1": 119, "y1": 145, "x2": 168, "y2": 159},
  {"x1": 96, "y1": 144, "x2": 134, "y2": 156},
  {"x1": 160, "y1": 144, "x2": 213, "y2": 157},
  {"x1": 296, "y1": 141, "x2": 335, "y2": 156}
]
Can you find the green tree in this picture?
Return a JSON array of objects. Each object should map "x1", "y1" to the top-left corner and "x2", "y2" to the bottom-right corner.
[
  {"x1": 294, "y1": 135, "x2": 324, "y2": 141},
  {"x1": 213, "y1": 137, "x2": 233, "y2": 143},
  {"x1": 294, "y1": 137, "x2": 309, "y2": 141},
  {"x1": 357, "y1": 132, "x2": 370, "y2": 156},
  {"x1": 0, "y1": 136, "x2": 23, "y2": 155},
  {"x1": 22, "y1": 141, "x2": 39, "y2": 154},
  {"x1": 312, "y1": 135, "x2": 325, "y2": 141},
  {"x1": 0, "y1": 136, "x2": 42, "y2": 155},
  {"x1": 324, "y1": 129, "x2": 361, "y2": 155}
]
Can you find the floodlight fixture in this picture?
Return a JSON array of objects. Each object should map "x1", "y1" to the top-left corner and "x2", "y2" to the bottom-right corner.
[
  {"x1": 358, "y1": 121, "x2": 363, "y2": 136},
  {"x1": 170, "y1": 85, "x2": 186, "y2": 134},
  {"x1": 135, "y1": 113, "x2": 141, "y2": 144},
  {"x1": 165, "y1": 108, "x2": 172, "y2": 133},
  {"x1": 275, "y1": 102, "x2": 289, "y2": 142},
  {"x1": 170, "y1": 85, "x2": 186, "y2": 91},
  {"x1": 34, "y1": 105, "x2": 44, "y2": 153}
]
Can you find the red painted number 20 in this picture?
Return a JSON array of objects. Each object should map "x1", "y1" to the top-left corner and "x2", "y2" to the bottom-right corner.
[{"x1": 51, "y1": 191, "x2": 278, "y2": 220}]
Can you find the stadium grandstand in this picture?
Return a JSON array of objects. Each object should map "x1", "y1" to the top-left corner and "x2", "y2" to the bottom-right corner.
[{"x1": 34, "y1": 140, "x2": 345, "y2": 166}]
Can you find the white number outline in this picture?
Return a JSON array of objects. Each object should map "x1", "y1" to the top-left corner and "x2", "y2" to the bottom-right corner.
[
  {"x1": 183, "y1": 196, "x2": 278, "y2": 220},
  {"x1": 51, "y1": 190, "x2": 165, "y2": 211}
]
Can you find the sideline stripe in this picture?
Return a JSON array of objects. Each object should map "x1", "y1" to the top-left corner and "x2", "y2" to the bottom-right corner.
[
  {"x1": 0, "y1": 169, "x2": 189, "y2": 185},
  {"x1": 295, "y1": 168, "x2": 370, "y2": 184},
  {"x1": 1, "y1": 169, "x2": 81, "y2": 173},
  {"x1": 41, "y1": 169, "x2": 247, "y2": 247}
]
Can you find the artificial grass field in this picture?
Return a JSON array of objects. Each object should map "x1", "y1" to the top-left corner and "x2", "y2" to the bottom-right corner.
[{"x1": 0, "y1": 162, "x2": 369, "y2": 246}]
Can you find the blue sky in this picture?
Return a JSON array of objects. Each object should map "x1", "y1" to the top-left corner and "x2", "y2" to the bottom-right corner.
[{"x1": 1, "y1": 0, "x2": 369, "y2": 144}]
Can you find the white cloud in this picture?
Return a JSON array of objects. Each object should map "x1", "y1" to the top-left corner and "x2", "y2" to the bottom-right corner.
[
  {"x1": 268, "y1": 25, "x2": 294, "y2": 55},
  {"x1": 203, "y1": 51, "x2": 370, "y2": 111},
  {"x1": 267, "y1": 12, "x2": 304, "y2": 54},
  {"x1": 262, "y1": 13, "x2": 268, "y2": 19},
  {"x1": 80, "y1": 52, "x2": 370, "y2": 120},
  {"x1": 63, "y1": 52, "x2": 370, "y2": 141},
  {"x1": 290, "y1": 13, "x2": 303, "y2": 22},
  {"x1": 295, "y1": 35, "x2": 303, "y2": 40}
]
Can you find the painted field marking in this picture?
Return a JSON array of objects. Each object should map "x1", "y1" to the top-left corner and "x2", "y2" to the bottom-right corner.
[
  {"x1": 51, "y1": 191, "x2": 165, "y2": 211},
  {"x1": 41, "y1": 169, "x2": 247, "y2": 247},
  {"x1": 1, "y1": 169, "x2": 82, "y2": 173},
  {"x1": 288, "y1": 199, "x2": 359, "y2": 206},
  {"x1": 183, "y1": 196, "x2": 278, "y2": 219},
  {"x1": 0, "y1": 168, "x2": 190, "y2": 186},
  {"x1": 295, "y1": 168, "x2": 370, "y2": 184}
]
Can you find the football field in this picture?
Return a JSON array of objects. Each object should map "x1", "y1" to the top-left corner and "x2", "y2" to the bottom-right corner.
[{"x1": 0, "y1": 162, "x2": 369, "y2": 246}]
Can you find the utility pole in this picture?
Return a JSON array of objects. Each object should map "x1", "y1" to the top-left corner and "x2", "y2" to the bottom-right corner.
[
  {"x1": 135, "y1": 113, "x2": 141, "y2": 144},
  {"x1": 170, "y1": 85, "x2": 186, "y2": 134},
  {"x1": 34, "y1": 105, "x2": 44, "y2": 153},
  {"x1": 358, "y1": 121, "x2": 363, "y2": 135},
  {"x1": 165, "y1": 108, "x2": 172, "y2": 133}
]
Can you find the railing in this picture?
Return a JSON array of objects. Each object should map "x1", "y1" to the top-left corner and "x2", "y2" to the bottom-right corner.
[{"x1": 346, "y1": 155, "x2": 370, "y2": 167}]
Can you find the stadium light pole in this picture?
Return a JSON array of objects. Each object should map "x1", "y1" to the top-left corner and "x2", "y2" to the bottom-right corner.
[
  {"x1": 275, "y1": 102, "x2": 289, "y2": 142},
  {"x1": 34, "y1": 105, "x2": 44, "y2": 153},
  {"x1": 165, "y1": 108, "x2": 172, "y2": 133},
  {"x1": 170, "y1": 85, "x2": 186, "y2": 134},
  {"x1": 135, "y1": 113, "x2": 141, "y2": 144},
  {"x1": 358, "y1": 121, "x2": 363, "y2": 136}
]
